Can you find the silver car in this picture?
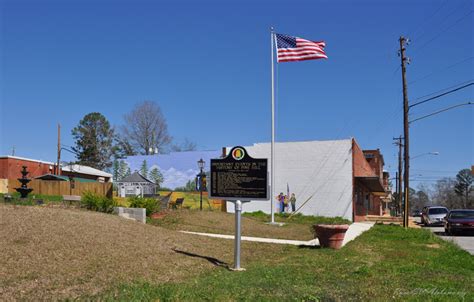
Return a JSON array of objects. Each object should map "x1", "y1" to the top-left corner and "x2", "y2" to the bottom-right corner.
[{"x1": 423, "y1": 206, "x2": 449, "y2": 226}]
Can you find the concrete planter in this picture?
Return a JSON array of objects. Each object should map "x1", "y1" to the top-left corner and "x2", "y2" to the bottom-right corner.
[{"x1": 312, "y1": 224, "x2": 349, "y2": 250}]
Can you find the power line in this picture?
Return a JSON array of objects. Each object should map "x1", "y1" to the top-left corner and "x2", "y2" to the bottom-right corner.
[
  {"x1": 411, "y1": 80, "x2": 474, "y2": 102},
  {"x1": 408, "y1": 56, "x2": 474, "y2": 85},
  {"x1": 409, "y1": 101, "x2": 473, "y2": 123},
  {"x1": 412, "y1": 9, "x2": 473, "y2": 54},
  {"x1": 409, "y1": 82, "x2": 474, "y2": 108},
  {"x1": 411, "y1": 0, "x2": 449, "y2": 41}
]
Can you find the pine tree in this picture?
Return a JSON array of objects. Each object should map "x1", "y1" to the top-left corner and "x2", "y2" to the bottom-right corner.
[
  {"x1": 112, "y1": 159, "x2": 120, "y2": 182},
  {"x1": 125, "y1": 167, "x2": 131, "y2": 177},
  {"x1": 71, "y1": 112, "x2": 114, "y2": 170},
  {"x1": 140, "y1": 160, "x2": 148, "y2": 177},
  {"x1": 149, "y1": 167, "x2": 164, "y2": 187}
]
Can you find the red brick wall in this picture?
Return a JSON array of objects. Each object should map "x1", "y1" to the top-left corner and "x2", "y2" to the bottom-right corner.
[
  {"x1": 352, "y1": 141, "x2": 384, "y2": 221},
  {"x1": 0, "y1": 158, "x2": 53, "y2": 179},
  {"x1": 353, "y1": 142, "x2": 376, "y2": 177},
  {"x1": 363, "y1": 150, "x2": 384, "y2": 179}
]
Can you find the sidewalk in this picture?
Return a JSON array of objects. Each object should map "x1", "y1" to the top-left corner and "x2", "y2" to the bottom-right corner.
[{"x1": 180, "y1": 222, "x2": 374, "y2": 247}]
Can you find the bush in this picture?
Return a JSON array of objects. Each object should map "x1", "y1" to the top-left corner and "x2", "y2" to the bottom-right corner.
[
  {"x1": 128, "y1": 196, "x2": 160, "y2": 216},
  {"x1": 81, "y1": 191, "x2": 116, "y2": 213}
]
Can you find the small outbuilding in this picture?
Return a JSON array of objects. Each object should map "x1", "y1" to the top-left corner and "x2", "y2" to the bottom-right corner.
[{"x1": 116, "y1": 172, "x2": 156, "y2": 197}]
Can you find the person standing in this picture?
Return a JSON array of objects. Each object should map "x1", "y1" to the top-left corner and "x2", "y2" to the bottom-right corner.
[
  {"x1": 277, "y1": 192, "x2": 285, "y2": 213},
  {"x1": 290, "y1": 193, "x2": 296, "y2": 212}
]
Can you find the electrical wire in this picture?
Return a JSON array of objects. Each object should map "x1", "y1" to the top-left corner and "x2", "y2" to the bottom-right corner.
[
  {"x1": 409, "y1": 101, "x2": 472, "y2": 123},
  {"x1": 412, "y1": 9, "x2": 473, "y2": 54},
  {"x1": 410, "y1": 0, "x2": 449, "y2": 41},
  {"x1": 410, "y1": 80, "x2": 474, "y2": 103},
  {"x1": 412, "y1": 1, "x2": 468, "y2": 44},
  {"x1": 408, "y1": 56, "x2": 474, "y2": 85},
  {"x1": 409, "y1": 82, "x2": 474, "y2": 108}
]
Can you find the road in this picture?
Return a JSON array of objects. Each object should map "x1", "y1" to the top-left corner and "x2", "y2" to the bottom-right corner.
[{"x1": 413, "y1": 217, "x2": 474, "y2": 255}]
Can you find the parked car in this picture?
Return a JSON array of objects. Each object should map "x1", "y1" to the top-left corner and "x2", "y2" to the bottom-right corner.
[
  {"x1": 444, "y1": 209, "x2": 474, "y2": 235},
  {"x1": 422, "y1": 206, "x2": 449, "y2": 226},
  {"x1": 412, "y1": 209, "x2": 422, "y2": 217}
]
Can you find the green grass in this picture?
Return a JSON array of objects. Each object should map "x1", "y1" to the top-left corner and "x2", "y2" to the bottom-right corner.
[
  {"x1": 0, "y1": 192, "x2": 63, "y2": 205},
  {"x1": 93, "y1": 225, "x2": 474, "y2": 301},
  {"x1": 243, "y1": 210, "x2": 352, "y2": 225}
]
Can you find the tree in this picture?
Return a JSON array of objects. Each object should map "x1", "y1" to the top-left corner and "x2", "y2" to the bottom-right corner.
[
  {"x1": 140, "y1": 160, "x2": 149, "y2": 178},
  {"x1": 121, "y1": 101, "x2": 172, "y2": 155},
  {"x1": 432, "y1": 178, "x2": 460, "y2": 209},
  {"x1": 113, "y1": 134, "x2": 136, "y2": 158},
  {"x1": 149, "y1": 167, "x2": 164, "y2": 187},
  {"x1": 113, "y1": 159, "x2": 129, "y2": 182},
  {"x1": 171, "y1": 138, "x2": 197, "y2": 152},
  {"x1": 125, "y1": 166, "x2": 131, "y2": 177},
  {"x1": 112, "y1": 159, "x2": 120, "y2": 183},
  {"x1": 72, "y1": 112, "x2": 114, "y2": 170},
  {"x1": 454, "y1": 169, "x2": 473, "y2": 208},
  {"x1": 175, "y1": 179, "x2": 196, "y2": 192}
]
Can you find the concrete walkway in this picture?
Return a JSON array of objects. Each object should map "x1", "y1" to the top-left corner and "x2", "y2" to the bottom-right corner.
[{"x1": 180, "y1": 222, "x2": 374, "y2": 247}]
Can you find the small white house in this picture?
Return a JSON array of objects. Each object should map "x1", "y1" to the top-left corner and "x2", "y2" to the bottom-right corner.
[{"x1": 116, "y1": 172, "x2": 156, "y2": 197}]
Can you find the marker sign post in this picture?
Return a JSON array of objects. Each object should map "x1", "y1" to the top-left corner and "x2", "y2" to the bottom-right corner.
[{"x1": 210, "y1": 146, "x2": 268, "y2": 271}]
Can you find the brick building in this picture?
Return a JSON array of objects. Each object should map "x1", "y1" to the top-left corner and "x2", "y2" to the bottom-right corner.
[
  {"x1": 225, "y1": 138, "x2": 390, "y2": 222},
  {"x1": 0, "y1": 156, "x2": 112, "y2": 193},
  {"x1": 0, "y1": 156, "x2": 56, "y2": 179}
]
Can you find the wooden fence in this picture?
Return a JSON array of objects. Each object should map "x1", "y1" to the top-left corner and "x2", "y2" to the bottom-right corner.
[{"x1": 7, "y1": 179, "x2": 113, "y2": 198}]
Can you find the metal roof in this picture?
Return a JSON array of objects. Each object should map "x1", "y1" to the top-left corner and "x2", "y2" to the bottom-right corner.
[
  {"x1": 118, "y1": 171, "x2": 154, "y2": 183},
  {"x1": 62, "y1": 164, "x2": 112, "y2": 178}
]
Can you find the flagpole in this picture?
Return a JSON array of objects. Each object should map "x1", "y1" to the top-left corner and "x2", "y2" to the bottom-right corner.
[{"x1": 270, "y1": 27, "x2": 275, "y2": 224}]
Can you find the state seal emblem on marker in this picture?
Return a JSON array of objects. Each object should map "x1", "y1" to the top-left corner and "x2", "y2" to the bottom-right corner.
[{"x1": 232, "y1": 147, "x2": 245, "y2": 160}]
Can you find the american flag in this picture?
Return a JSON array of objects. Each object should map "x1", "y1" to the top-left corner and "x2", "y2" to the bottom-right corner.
[{"x1": 275, "y1": 33, "x2": 327, "y2": 63}]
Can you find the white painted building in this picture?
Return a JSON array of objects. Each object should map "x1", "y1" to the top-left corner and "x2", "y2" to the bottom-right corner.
[
  {"x1": 116, "y1": 172, "x2": 156, "y2": 197},
  {"x1": 226, "y1": 140, "x2": 354, "y2": 221}
]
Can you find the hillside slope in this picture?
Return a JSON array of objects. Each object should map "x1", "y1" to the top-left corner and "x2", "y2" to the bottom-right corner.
[{"x1": 0, "y1": 205, "x2": 241, "y2": 300}]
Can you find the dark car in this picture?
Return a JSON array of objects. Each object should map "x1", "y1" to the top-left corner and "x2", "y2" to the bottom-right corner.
[
  {"x1": 444, "y1": 209, "x2": 474, "y2": 235},
  {"x1": 422, "y1": 206, "x2": 449, "y2": 226},
  {"x1": 412, "y1": 209, "x2": 422, "y2": 217}
]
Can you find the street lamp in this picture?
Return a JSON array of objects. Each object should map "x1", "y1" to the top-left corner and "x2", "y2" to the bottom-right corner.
[{"x1": 197, "y1": 158, "x2": 205, "y2": 211}]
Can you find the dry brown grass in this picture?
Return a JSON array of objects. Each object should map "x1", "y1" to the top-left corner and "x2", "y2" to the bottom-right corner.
[
  {"x1": 151, "y1": 209, "x2": 314, "y2": 241},
  {"x1": 0, "y1": 204, "x2": 284, "y2": 301}
]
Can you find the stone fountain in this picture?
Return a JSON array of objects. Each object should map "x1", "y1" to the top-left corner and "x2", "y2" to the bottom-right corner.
[{"x1": 15, "y1": 166, "x2": 33, "y2": 198}]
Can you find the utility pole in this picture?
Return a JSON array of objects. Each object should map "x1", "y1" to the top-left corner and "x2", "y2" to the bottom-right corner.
[
  {"x1": 57, "y1": 124, "x2": 61, "y2": 175},
  {"x1": 399, "y1": 36, "x2": 410, "y2": 228},
  {"x1": 393, "y1": 136, "x2": 403, "y2": 216}
]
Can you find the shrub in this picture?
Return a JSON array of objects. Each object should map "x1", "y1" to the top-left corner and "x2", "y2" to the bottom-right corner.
[
  {"x1": 81, "y1": 191, "x2": 116, "y2": 213},
  {"x1": 128, "y1": 196, "x2": 160, "y2": 216}
]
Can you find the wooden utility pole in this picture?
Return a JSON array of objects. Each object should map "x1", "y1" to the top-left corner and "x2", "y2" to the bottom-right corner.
[
  {"x1": 393, "y1": 136, "x2": 403, "y2": 216},
  {"x1": 57, "y1": 124, "x2": 61, "y2": 175},
  {"x1": 399, "y1": 36, "x2": 410, "y2": 228}
]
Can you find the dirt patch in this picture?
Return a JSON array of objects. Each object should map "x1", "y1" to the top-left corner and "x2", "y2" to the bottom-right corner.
[
  {"x1": 0, "y1": 205, "x2": 284, "y2": 300},
  {"x1": 426, "y1": 243, "x2": 441, "y2": 249}
]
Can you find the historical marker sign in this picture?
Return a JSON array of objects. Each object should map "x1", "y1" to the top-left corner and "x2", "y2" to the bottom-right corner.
[{"x1": 210, "y1": 146, "x2": 268, "y2": 201}]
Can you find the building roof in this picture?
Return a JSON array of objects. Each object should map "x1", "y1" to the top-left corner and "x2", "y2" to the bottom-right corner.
[
  {"x1": 34, "y1": 174, "x2": 103, "y2": 182},
  {"x1": 61, "y1": 164, "x2": 112, "y2": 178},
  {"x1": 118, "y1": 171, "x2": 155, "y2": 183},
  {"x1": 35, "y1": 174, "x2": 69, "y2": 181},
  {"x1": 0, "y1": 155, "x2": 55, "y2": 165}
]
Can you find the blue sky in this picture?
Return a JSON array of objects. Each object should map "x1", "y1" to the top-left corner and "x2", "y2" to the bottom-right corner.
[{"x1": 1, "y1": 0, "x2": 473, "y2": 187}]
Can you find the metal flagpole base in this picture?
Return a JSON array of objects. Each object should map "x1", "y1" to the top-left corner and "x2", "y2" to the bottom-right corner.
[
  {"x1": 265, "y1": 222, "x2": 285, "y2": 226},
  {"x1": 229, "y1": 267, "x2": 246, "y2": 272}
]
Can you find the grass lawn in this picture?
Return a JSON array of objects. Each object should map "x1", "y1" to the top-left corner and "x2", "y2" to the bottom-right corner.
[
  {"x1": 96, "y1": 224, "x2": 474, "y2": 301},
  {"x1": 148, "y1": 209, "x2": 347, "y2": 241},
  {"x1": 1, "y1": 205, "x2": 472, "y2": 301},
  {"x1": 0, "y1": 192, "x2": 63, "y2": 205}
]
